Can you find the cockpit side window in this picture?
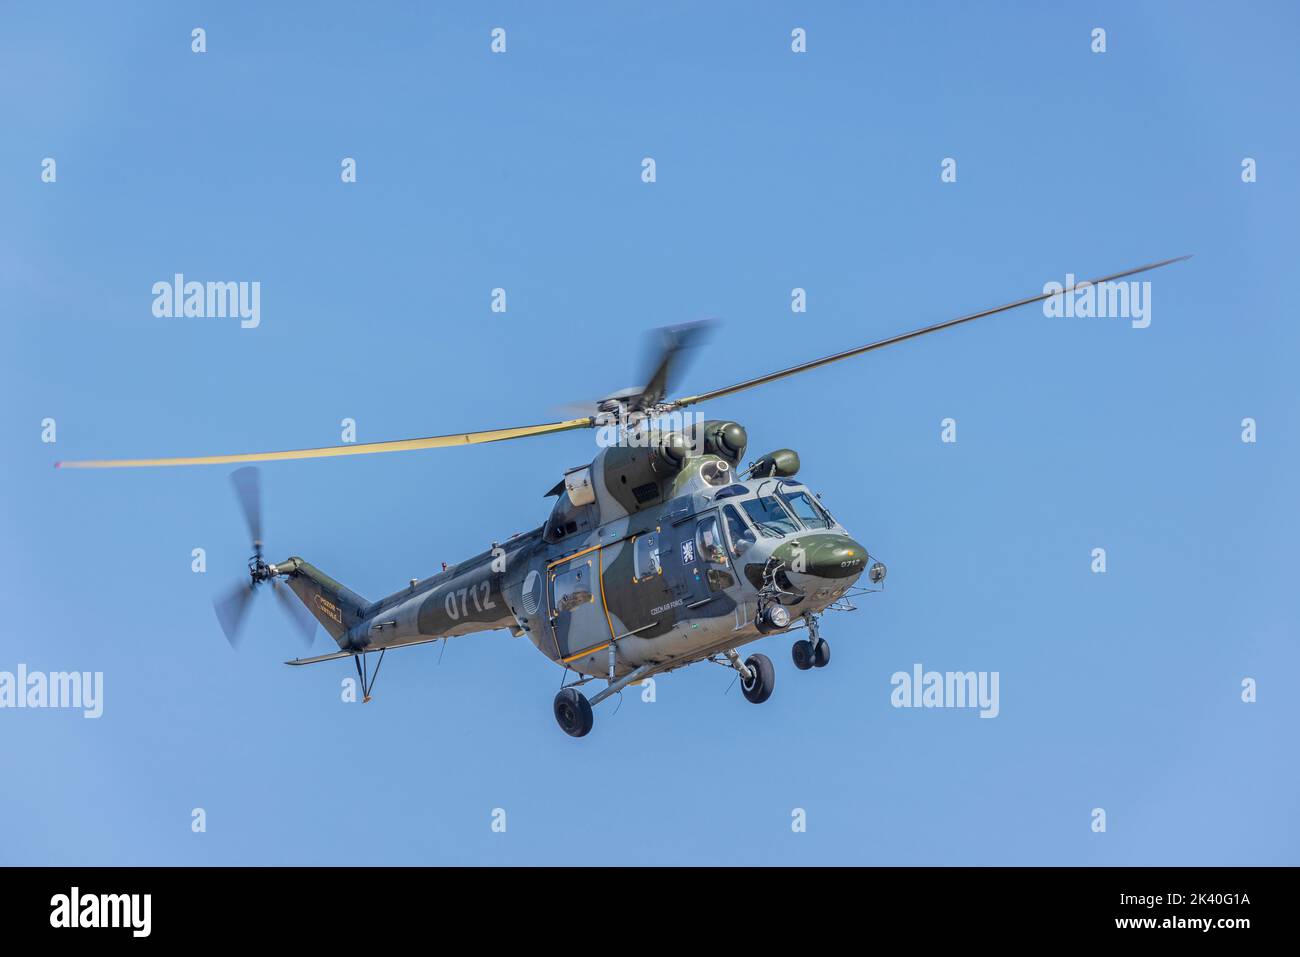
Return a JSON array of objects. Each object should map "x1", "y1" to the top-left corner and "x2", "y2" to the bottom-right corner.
[
  {"x1": 722, "y1": 504, "x2": 756, "y2": 557},
  {"x1": 740, "y1": 496, "x2": 800, "y2": 537},
  {"x1": 780, "y1": 489, "x2": 834, "y2": 530}
]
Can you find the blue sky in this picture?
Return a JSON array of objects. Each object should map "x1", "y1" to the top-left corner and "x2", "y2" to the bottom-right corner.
[{"x1": 2, "y1": 1, "x2": 1296, "y2": 864}]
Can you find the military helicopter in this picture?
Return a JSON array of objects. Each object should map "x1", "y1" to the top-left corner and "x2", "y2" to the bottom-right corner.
[{"x1": 57, "y1": 256, "x2": 1188, "y2": 736}]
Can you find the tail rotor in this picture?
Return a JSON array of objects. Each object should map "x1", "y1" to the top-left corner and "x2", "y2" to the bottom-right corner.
[{"x1": 212, "y1": 467, "x2": 316, "y2": 650}]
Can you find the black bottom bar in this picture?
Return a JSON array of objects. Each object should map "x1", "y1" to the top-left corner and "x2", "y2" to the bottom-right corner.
[{"x1": 0, "y1": 865, "x2": 1284, "y2": 942}]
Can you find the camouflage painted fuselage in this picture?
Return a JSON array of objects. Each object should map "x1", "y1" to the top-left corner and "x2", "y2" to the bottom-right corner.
[{"x1": 284, "y1": 420, "x2": 870, "y2": 681}]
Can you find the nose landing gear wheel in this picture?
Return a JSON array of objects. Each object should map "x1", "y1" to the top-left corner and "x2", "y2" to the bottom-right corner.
[
  {"x1": 813, "y1": 640, "x2": 830, "y2": 668},
  {"x1": 796, "y1": 613, "x2": 830, "y2": 670},
  {"x1": 740, "y1": 653, "x2": 775, "y2": 704},
  {"x1": 792, "y1": 639, "x2": 814, "y2": 671},
  {"x1": 554, "y1": 688, "x2": 594, "y2": 737}
]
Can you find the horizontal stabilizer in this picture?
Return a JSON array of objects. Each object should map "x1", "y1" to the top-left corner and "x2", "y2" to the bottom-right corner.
[
  {"x1": 284, "y1": 635, "x2": 450, "y2": 666},
  {"x1": 284, "y1": 650, "x2": 354, "y2": 666}
]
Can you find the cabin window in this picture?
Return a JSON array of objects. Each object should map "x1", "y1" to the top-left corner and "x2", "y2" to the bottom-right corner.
[
  {"x1": 633, "y1": 532, "x2": 661, "y2": 583},
  {"x1": 780, "y1": 488, "x2": 833, "y2": 530},
  {"x1": 551, "y1": 561, "x2": 594, "y2": 615}
]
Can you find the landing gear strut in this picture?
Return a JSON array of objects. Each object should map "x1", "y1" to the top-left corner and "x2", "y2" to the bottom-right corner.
[
  {"x1": 552, "y1": 656, "x2": 655, "y2": 737},
  {"x1": 353, "y1": 649, "x2": 386, "y2": 703},
  {"x1": 792, "y1": 614, "x2": 830, "y2": 671}
]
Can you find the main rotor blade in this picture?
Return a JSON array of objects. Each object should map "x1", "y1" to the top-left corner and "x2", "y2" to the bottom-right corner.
[
  {"x1": 272, "y1": 579, "x2": 317, "y2": 648},
  {"x1": 637, "y1": 319, "x2": 714, "y2": 410},
  {"x1": 562, "y1": 318, "x2": 715, "y2": 417},
  {"x1": 213, "y1": 580, "x2": 256, "y2": 649},
  {"x1": 669, "y1": 256, "x2": 1191, "y2": 410},
  {"x1": 54, "y1": 417, "x2": 595, "y2": 470},
  {"x1": 229, "y1": 467, "x2": 262, "y2": 546}
]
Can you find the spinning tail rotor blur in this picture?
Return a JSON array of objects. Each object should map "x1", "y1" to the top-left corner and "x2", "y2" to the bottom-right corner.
[{"x1": 211, "y1": 467, "x2": 316, "y2": 649}]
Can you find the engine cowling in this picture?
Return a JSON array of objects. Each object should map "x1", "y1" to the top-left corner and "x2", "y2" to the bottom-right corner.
[
  {"x1": 750, "y1": 448, "x2": 800, "y2": 478},
  {"x1": 601, "y1": 430, "x2": 688, "y2": 513},
  {"x1": 695, "y1": 420, "x2": 747, "y2": 465}
]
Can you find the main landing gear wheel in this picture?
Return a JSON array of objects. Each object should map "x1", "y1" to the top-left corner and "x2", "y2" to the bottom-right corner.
[
  {"x1": 740, "y1": 653, "x2": 775, "y2": 704},
  {"x1": 553, "y1": 688, "x2": 593, "y2": 737},
  {"x1": 792, "y1": 639, "x2": 814, "y2": 671}
]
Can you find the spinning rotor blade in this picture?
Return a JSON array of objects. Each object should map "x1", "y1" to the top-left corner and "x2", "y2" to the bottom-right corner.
[
  {"x1": 213, "y1": 469, "x2": 317, "y2": 650},
  {"x1": 556, "y1": 318, "x2": 714, "y2": 417},
  {"x1": 668, "y1": 256, "x2": 1192, "y2": 410},
  {"x1": 272, "y1": 580, "x2": 317, "y2": 648},
  {"x1": 637, "y1": 319, "x2": 714, "y2": 410},
  {"x1": 230, "y1": 466, "x2": 262, "y2": 546},
  {"x1": 213, "y1": 580, "x2": 256, "y2": 648},
  {"x1": 54, "y1": 417, "x2": 596, "y2": 469}
]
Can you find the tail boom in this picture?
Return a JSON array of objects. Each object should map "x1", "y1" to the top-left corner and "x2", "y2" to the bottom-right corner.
[{"x1": 274, "y1": 557, "x2": 370, "y2": 641}]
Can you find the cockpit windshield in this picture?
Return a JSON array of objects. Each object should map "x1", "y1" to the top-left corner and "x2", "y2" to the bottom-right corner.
[
  {"x1": 779, "y1": 488, "x2": 834, "y2": 530},
  {"x1": 740, "y1": 496, "x2": 800, "y2": 537}
]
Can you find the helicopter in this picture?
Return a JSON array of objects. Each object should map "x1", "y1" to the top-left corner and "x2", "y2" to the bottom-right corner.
[{"x1": 56, "y1": 256, "x2": 1188, "y2": 736}]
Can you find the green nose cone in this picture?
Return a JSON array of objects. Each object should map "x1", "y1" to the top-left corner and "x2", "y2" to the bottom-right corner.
[{"x1": 777, "y1": 534, "x2": 869, "y2": 580}]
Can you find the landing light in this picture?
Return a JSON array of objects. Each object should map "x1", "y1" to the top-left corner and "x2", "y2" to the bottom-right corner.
[{"x1": 764, "y1": 605, "x2": 791, "y2": 629}]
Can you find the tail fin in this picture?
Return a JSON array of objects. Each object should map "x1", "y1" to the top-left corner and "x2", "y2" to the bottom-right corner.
[{"x1": 275, "y1": 557, "x2": 369, "y2": 641}]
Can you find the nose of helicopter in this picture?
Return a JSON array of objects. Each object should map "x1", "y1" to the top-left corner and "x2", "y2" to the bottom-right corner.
[{"x1": 796, "y1": 533, "x2": 869, "y2": 580}]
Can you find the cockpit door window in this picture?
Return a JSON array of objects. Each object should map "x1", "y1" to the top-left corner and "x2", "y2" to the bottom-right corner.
[
  {"x1": 722, "y1": 504, "x2": 756, "y2": 557},
  {"x1": 695, "y1": 514, "x2": 736, "y2": 591},
  {"x1": 696, "y1": 516, "x2": 727, "y2": 565}
]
